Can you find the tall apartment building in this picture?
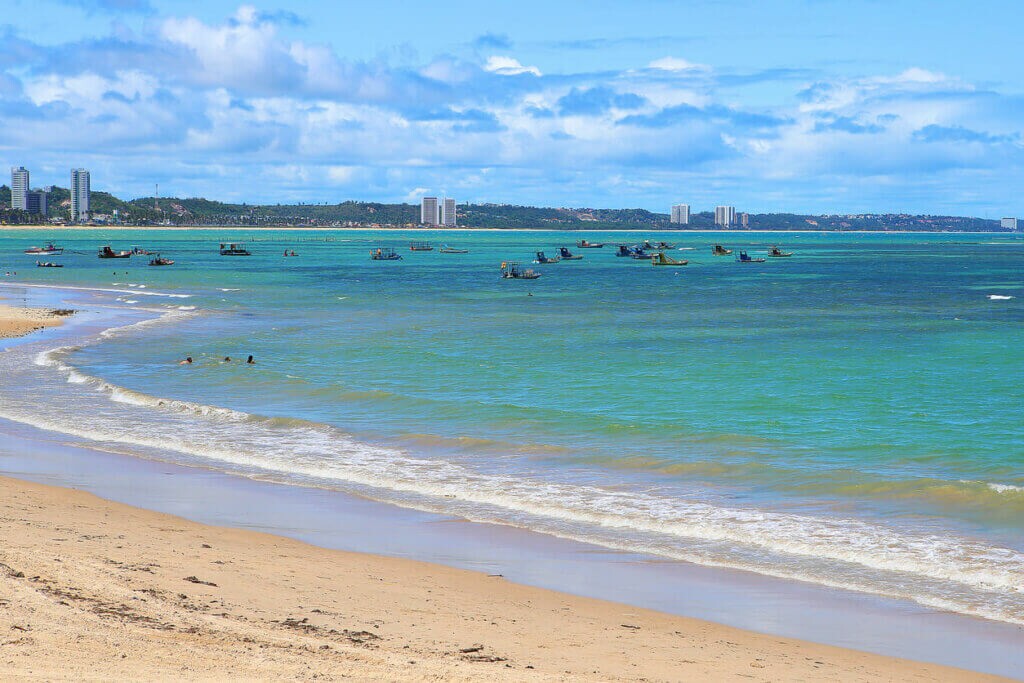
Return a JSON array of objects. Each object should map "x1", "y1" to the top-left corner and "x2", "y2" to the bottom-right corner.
[
  {"x1": 740, "y1": 212, "x2": 749, "y2": 229},
  {"x1": 70, "y1": 168, "x2": 90, "y2": 222},
  {"x1": 670, "y1": 204, "x2": 690, "y2": 225},
  {"x1": 714, "y1": 205, "x2": 736, "y2": 228},
  {"x1": 1000, "y1": 217, "x2": 1018, "y2": 231},
  {"x1": 11, "y1": 167, "x2": 29, "y2": 210},
  {"x1": 421, "y1": 196, "x2": 439, "y2": 225},
  {"x1": 441, "y1": 198, "x2": 457, "y2": 227},
  {"x1": 26, "y1": 190, "x2": 47, "y2": 217}
]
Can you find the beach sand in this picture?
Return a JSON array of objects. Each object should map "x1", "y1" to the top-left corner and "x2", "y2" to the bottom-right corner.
[
  {"x1": 0, "y1": 475, "x2": 1009, "y2": 682},
  {"x1": 0, "y1": 303, "x2": 72, "y2": 339}
]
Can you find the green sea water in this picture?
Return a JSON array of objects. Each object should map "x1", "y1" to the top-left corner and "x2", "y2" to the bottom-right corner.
[{"x1": 1, "y1": 228, "x2": 1022, "y2": 624}]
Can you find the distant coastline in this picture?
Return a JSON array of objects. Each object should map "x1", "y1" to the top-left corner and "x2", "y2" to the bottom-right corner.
[
  {"x1": 2, "y1": 224, "x2": 1022, "y2": 235},
  {"x1": 1, "y1": 185, "x2": 1017, "y2": 232}
]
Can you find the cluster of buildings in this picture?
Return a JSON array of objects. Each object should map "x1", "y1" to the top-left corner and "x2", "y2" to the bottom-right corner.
[
  {"x1": 9, "y1": 166, "x2": 91, "y2": 222},
  {"x1": 420, "y1": 196, "x2": 457, "y2": 227},
  {"x1": 671, "y1": 203, "x2": 750, "y2": 228},
  {"x1": 1000, "y1": 217, "x2": 1019, "y2": 231}
]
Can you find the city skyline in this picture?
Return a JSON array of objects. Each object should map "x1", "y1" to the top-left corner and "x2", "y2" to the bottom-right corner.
[{"x1": 1, "y1": 2, "x2": 1023, "y2": 216}]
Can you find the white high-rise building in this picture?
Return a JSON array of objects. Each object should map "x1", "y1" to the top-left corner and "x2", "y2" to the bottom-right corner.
[
  {"x1": 70, "y1": 168, "x2": 90, "y2": 222},
  {"x1": 421, "y1": 196, "x2": 439, "y2": 225},
  {"x1": 670, "y1": 204, "x2": 690, "y2": 225},
  {"x1": 715, "y1": 205, "x2": 736, "y2": 228},
  {"x1": 1000, "y1": 217, "x2": 1018, "y2": 231},
  {"x1": 11, "y1": 167, "x2": 29, "y2": 211},
  {"x1": 441, "y1": 198, "x2": 457, "y2": 227}
]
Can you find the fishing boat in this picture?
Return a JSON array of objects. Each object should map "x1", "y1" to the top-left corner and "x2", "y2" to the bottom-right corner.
[
  {"x1": 35, "y1": 261, "x2": 63, "y2": 268},
  {"x1": 712, "y1": 244, "x2": 732, "y2": 256},
  {"x1": 24, "y1": 243, "x2": 63, "y2": 255},
  {"x1": 643, "y1": 240, "x2": 676, "y2": 251},
  {"x1": 534, "y1": 251, "x2": 561, "y2": 264},
  {"x1": 736, "y1": 251, "x2": 766, "y2": 263},
  {"x1": 615, "y1": 244, "x2": 647, "y2": 258},
  {"x1": 557, "y1": 247, "x2": 583, "y2": 260},
  {"x1": 370, "y1": 247, "x2": 402, "y2": 261},
  {"x1": 576, "y1": 239, "x2": 604, "y2": 248},
  {"x1": 410, "y1": 242, "x2": 434, "y2": 251},
  {"x1": 219, "y1": 243, "x2": 251, "y2": 256},
  {"x1": 651, "y1": 252, "x2": 688, "y2": 266},
  {"x1": 98, "y1": 245, "x2": 131, "y2": 259},
  {"x1": 768, "y1": 245, "x2": 793, "y2": 257},
  {"x1": 439, "y1": 245, "x2": 469, "y2": 254},
  {"x1": 148, "y1": 254, "x2": 174, "y2": 266},
  {"x1": 131, "y1": 246, "x2": 152, "y2": 255},
  {"x1": 500, "y1": 261, "x2": 541, "y2": 279}
]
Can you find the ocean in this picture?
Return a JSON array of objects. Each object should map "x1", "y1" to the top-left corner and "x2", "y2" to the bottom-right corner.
[{"x1": 1, "y1": 228, "x2": 1022, "y2": 625}]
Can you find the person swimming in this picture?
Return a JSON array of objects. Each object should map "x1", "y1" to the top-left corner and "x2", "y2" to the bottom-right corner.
[
  {"x1": 179, "y1": 356, "x2": 193, "y2": 365},
  {"x1": 246, "y1": 355, "x2": 255, "y2": 364},
  {"x1": 223, "y1": 356, "x2": 232, "y2": 362}
]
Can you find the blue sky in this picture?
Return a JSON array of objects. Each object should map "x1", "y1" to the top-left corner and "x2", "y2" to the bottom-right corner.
[{"x1": 2, "y1": 0, "x2": 1022, "y2": 215}]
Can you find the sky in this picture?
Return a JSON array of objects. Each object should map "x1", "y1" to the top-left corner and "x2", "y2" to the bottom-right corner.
[{"x1": 1, "y1": 0, "x2": 1022, "y2": 215}]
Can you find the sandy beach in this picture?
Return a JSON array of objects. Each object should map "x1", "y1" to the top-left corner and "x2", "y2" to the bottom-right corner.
[
  {"x1": 0, "y1": 474, "x2": 1010, "y2": 682},
  {"x1": 0, "y1": 303, "x2": 72, "y2": 339}
]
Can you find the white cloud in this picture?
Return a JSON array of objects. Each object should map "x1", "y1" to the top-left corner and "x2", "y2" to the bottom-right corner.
[
  {"x1": 484, "y1": 56, "x2": 542, "y2": 77},
  {"x1": 647, "y1": 57, "x2": 709, "y2": 72},
  {"x1": 404, "y1": 187, "x2": 431, "y2": 202}
]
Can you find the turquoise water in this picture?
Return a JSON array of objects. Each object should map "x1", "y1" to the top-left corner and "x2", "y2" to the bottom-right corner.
[{"x1": 1, "y1": 229, "x2": 1022, "y2": 624}]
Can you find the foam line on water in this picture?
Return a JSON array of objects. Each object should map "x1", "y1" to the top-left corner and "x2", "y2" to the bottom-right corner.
[{"x1": 3, "y1": 313, "x2": 1023, "y2": 626}]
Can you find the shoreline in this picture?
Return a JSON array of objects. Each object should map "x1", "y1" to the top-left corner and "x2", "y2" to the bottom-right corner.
[
  {"x1": 1, "y1": 283, "x2": 1021, "y2": 679},
  {"x1": 0, "y1": 473, "x2": 1011, "y2": 682}
]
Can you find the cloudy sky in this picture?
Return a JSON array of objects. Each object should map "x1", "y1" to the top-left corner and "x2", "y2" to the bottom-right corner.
[{"x1": 2, "y1": 0, "x2": 1022, "y2": 215}]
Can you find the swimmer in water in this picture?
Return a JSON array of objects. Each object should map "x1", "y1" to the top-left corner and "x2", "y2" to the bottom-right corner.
[
  {"x1": 246, "y1": 355, "x2": 255, "y2": 364},
  {"x1": 179, "y1": 356, "x2": 193, "y2": 365}
]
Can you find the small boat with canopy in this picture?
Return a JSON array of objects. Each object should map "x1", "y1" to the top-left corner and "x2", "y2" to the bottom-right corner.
[
  {"x1": 534, "y1": 251, "x2": 561, "y2": 264},
  {"x1": 736, "y1": 251, "x2": 766, "y2": 263},
  {"x1": 370, "y1": 247, "x2": 402, "y2": 260},
  {"x1": 651, "y1": 252, "x2": 688, "y2": 266},
  {"x1": 500, "y1": 261, "x2": 541, "y2": 279}
]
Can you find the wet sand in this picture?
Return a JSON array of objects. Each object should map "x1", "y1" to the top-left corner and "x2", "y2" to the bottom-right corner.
[
  {"x1": 0, "y1": 474, "x2": 1011, "y2": 682},
  {"x1": 0, "y1": 303, "x2": 72, "y2": 339}
]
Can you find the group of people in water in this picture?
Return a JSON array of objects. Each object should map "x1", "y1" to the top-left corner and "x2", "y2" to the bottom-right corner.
[{"x1": 179, "y1": 355, "x2": 255, "y2": 366}]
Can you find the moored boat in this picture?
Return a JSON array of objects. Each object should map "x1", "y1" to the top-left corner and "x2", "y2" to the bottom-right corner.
[
  {"x1": 616, "y1": 244, "x2": 649, "y2": 258},
  {"x1": 557, "y1": 246, "x2": 583, "y2": 260},
  {"x1": 736, "y1": 251, "x2": 766, "y2": 263},
  {"x1": 712, "y1": 244, "x2": 732, "y2": 256},
  {"x1": 98, "y1": 245, "x2": 131, "y2": 259},
  {"x1": 534, "y1": 251, "x2": 561, "y2": 264},
  {"x1": 370, "y1": 247, "x2": 402, "y2": 261},
  {"x1": 410, "y1": 242, "x2": 434, "y2": 251},
  {"x1": 643, "y1": 240, "x2": 676, "y2": 251},
  {"x1": 768, "y1": 246, "x2": 793, "y2": 257},
  {"x1": 500, "y1": 261, "x2": 541, "y2": 279},
  {"x1": 148, "y1": 254, "x2": 174, "y2": 266},
  {"x1": 35, "y1": 261, "x2": 63, "y2": 268},
  {"x1": 651, "y1": 252, "x2": 688, "y2": 266},
  {"x1": 576, "y1": 239, "x2": 604, "y2": 248},
  {"x1": 24, "y1": 243, "x2": 63, "y2": 255},
  {"x1": 439, "y1": 245, "x2": 469, "y2": 254},
  {"x1": 219, "y1": 243, "x2": 251, "y2": 256}
]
